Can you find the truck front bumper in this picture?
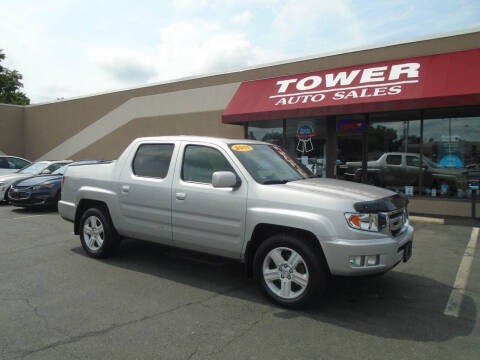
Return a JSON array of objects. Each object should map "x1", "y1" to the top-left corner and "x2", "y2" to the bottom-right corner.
[{"x1": 322, "y1": 224, "x2": 414, "y2": 276}]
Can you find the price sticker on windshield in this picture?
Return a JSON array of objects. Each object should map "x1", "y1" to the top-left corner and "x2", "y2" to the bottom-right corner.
[{"x1": 231, "y1": 144, "x2": 253, "y2": 152}]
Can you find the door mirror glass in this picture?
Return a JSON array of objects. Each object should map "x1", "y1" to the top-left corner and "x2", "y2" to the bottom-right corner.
[
  {"x1": 42, "y1": 169, "x2": 51, "y2": 174},
  {"x1": 212, "y1": 171, "x2": 238, "y2": 188}
]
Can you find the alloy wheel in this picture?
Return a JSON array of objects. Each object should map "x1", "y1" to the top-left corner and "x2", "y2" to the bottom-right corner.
[
  {"x1": 262, "y1": 247, "x2": 309, "y2": 300},
  {"x1": 83, "y1": 215, "x2": 104, "y2": 251}
]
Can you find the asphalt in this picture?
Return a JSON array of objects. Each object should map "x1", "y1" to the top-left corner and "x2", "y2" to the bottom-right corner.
[{"x1": 0, "y1": 204, "x2": 479, "y2": 360}]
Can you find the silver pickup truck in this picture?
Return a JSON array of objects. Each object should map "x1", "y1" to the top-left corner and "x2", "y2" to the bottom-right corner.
[{"x1": 59, "y1": 136, "x2": 413, "y2": 308}]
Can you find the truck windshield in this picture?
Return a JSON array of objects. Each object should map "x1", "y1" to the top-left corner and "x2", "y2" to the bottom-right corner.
[{"x1": 230, "y1": 144, "x2": 313, "y2": 184}]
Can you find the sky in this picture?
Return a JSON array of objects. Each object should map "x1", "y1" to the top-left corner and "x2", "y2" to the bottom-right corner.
[{"x1": 1, "y1": 0, "x2": 480, "y2": 104}]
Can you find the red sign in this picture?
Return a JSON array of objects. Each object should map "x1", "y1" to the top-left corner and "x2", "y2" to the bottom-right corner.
[
  {"x1": 337, "y1": 119, "x2": 364, "y2": 133},
  {"x1": 222, "y1": 48, "x2": 480, "y2": 123}
]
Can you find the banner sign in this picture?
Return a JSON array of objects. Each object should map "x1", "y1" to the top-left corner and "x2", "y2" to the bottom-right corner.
[{"x1": 222, "y1": 49, "x2": 480, "y2": 123}]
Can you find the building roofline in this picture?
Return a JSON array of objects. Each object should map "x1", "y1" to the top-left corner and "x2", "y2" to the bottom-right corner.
[
  {"x1": 27, "y1": 25, "x2": 480, "y2": 107},
  {"x1": 0, "y1": 103, "x2": 26, "y2": 108}
]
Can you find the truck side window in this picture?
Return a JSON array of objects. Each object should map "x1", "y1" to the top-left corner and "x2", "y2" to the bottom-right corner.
[
  {"x1": 133, "y1": 144, "x2": 174, "y2": 178},
  {"x1": 182, "y1": 145, "x2": 235, "y2": 184},
  {"x1": 386, "y1": 155, "x2": 401, "y2": 165},
  {"x1": 406, "y1": 156, "x2": 420, "y2": 167}
]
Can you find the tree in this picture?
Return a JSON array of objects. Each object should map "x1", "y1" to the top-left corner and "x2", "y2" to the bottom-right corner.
[{"x1": 0, "y1": 50, "x2": 30, "y2": 105}]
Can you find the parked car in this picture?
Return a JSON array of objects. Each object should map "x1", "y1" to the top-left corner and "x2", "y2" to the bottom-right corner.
[
  {"x1": 0, "y1": 160, "x2": 72, "y2": 203},
  {"x1": 342, "y1": 152, "x2": 469, "y2": 191},
  {"x1": 0, "y1": 156, "x2": 31, "y2": 175},
  {"x1": 8, "y1": 161, "x2": 106, "y2": 209},
  {"x1": 59, "y1": 136, "x2": 413, "y2": 308}
]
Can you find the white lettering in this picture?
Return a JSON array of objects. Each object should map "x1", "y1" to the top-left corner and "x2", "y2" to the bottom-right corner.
[
  {"x1": 388, "y1": 63, "x2": 420, "y2": 80},
  {"x1": 359, "y1": 88, "x2": 372, "y2": 97},
  {"x1": 275, "y1": 97, "x2": 287, "y2": 106},
  {"x1": 276, "y1": 78, "x2": 298, "y2": 93},
  {"x1": 332, "y1": 91, "x2": 345, "y2": 100},
  {"x1": 296, "y1": 76, "x2": 322, "y2": 91},
  {"x1": 373, "y1": 87, "x2": 387, "y2": 96},
  {"x1": 388, "y1": 85, "x2": 402, "y2": 95},
  {"x1": 360, "y1": 66, "x2": 387, "y2": 83},
  {"x1": 311, "y1": 94, "x2": 325, "y2": 102},
  {"x1": 301, "y1": 95, "x2": 313, "y2": 103},
  {"x1": 287, "y1": 96, "x2": 301, "y2": 105},
  {"x1": 325, "y1": 70, "x2": 360, "y2": 87},
  {"x1": 344, "y1": 90, "x2": 358, "y2": 99}
]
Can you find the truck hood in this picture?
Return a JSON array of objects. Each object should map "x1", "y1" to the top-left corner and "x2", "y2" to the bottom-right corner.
[{"x1": 283, "y1": 178, "x2": 396, "y2": 203}]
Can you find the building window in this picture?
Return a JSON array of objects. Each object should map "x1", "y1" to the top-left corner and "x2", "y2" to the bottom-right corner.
[
  {"x1": 422, "y1": 109, "x2": 480, "y2": 198},
  {"x1": 285, "y1": 117, "x2": 327, "y2": 177},
  {"x1": 246, "y1": 119, "x2": 283, "y2": 146}
]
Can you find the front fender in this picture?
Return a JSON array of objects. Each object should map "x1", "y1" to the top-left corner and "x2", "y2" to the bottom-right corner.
[{"x1": 243, "y1": 206, "x2": 337, "y2": 256}]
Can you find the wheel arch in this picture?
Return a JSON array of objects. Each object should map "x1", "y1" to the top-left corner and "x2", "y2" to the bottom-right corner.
[
  {"x1": 74, "y1": 199, "x2": 113, "y2": 235},
  {"x1": 244, "y1": 223, "x2": 330, "y2": 278}
]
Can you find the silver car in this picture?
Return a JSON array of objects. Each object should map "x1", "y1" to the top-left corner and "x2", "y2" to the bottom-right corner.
[{"x1": 59, "y1": 136, "x2": 414, "y2": 308}]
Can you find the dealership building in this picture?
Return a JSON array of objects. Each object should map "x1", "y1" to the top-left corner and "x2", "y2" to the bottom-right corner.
[{"x1": 1, "y1": 28, "x2": 480, "y2": 217}]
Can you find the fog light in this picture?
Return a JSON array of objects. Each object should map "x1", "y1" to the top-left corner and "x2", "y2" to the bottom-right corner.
[
  {"x1": 348, "y1": 256, "x2": 364, "y2": 267},
  {"x1": 366, "y1": 255, "x2": 379, "y2": 266}
]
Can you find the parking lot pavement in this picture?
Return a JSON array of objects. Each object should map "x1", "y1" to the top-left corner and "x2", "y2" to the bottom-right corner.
[{"x1": 0, "y1": 204, "x2": 479, "y2": 360}]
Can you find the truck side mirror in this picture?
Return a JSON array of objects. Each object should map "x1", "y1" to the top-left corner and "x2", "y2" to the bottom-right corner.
[{"x1": 212, "y1": 171, "x2": 239, "y2": 188}]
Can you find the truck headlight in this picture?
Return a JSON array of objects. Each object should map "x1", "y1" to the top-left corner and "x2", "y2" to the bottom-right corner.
[{"x1": 345, "y1": 212, "x2": 384, "y2": 232}]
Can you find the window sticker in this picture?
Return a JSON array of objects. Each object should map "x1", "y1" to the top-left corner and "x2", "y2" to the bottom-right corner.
[{"x1": 231, "y1": 144, "x2": 253, "y2": 152}]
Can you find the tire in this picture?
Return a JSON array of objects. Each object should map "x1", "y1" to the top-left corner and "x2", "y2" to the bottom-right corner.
[
  {"x1": 52, "y1": 192, "x2": 61, "y2": 210},
  {"x1": 2, "y1": 186, "x2": 10, "y2": 203},
  {"x1": 79, "y1": 207, "x2": 119, "y2": 258},
  {"x1": 253, "y1": 233, "x2": 329, "y2": 308}
]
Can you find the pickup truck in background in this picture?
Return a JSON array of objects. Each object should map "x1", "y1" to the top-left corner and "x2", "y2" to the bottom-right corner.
[
  {"x1": 341, "y1": 152, "x2": 469, "y2": 192},
  {"x1": 59, "y1": 136, "x2": 413, "y2": 308}
]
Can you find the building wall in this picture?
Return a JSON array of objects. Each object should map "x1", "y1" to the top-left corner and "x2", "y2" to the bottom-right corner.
[
  {"x1": 71, "y1": 110, "x2": 243, "y2": 160},
  {"x1": 22, "y1": 30, "x2": 480, "y2": 161},
  {"x1": 0, "y1": 104, "x2": 24, "y2": 157}
]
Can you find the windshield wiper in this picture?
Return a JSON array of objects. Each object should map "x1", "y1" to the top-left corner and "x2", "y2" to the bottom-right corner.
[{"x1": 262, "y1": 179, "x2": 291, "y2": 185}]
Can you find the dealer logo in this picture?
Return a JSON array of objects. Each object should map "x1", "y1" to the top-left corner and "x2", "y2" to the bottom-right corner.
[{"x1": 270, "y1": 62, "x2": 420, "y2": 106}]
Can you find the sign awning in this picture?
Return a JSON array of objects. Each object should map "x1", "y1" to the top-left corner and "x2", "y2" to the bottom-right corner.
[{"x1": 222, "y1": 48, "x2": 480, "y2": 123}]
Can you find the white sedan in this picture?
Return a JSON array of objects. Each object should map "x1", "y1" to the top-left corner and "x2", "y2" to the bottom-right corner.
[{"x1": 0, "y1": 156, "x2": 31, "y2": 175}]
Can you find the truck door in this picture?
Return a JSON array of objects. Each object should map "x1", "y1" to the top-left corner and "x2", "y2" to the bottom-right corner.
[
  {"x1": 405, "y1": 155, "x2": 421, "y2": 186},
  {"x1": 172, "y1": 142, "x2": 247, "y2": 259},
  {"x1": 117, "y1": 142, "x2": 177, "y2": 244},
  {"x1": 383, "y1": 154, "x2": 404, "y2": 187}
]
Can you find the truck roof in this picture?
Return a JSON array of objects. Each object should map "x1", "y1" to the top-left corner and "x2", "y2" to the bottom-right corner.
[{"x1": 133, "y1": 135, "x2": 269, "y2": 145}]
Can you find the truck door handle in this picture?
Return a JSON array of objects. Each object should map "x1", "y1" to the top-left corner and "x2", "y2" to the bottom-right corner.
[
  {"x1": 121, "y1": 185, "x2": 130, "y2": 194},
  {"x1": 175, "y1": 192, "x2": 186, "y2": 200}
]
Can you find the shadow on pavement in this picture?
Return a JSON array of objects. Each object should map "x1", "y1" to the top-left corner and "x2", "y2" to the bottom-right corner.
[
  {"x1": 71, "y1": 238, "x2": 475, "y2": 342},
  {"x1": 9, "y1": 207, "x2": 57, "y2": 214}
]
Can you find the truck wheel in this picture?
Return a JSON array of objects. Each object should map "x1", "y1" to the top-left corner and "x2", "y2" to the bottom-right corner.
[
  {"x1": 253, "y1": 233, "x2": 329, "y2": 308},
  {"x1": 79, "y1": 207, "x2": 118, "y2": 258}
]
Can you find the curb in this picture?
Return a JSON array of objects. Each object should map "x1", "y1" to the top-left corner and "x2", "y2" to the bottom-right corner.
[{"x1": 409, "y1": 215, "x2": 445, "y2": 224}]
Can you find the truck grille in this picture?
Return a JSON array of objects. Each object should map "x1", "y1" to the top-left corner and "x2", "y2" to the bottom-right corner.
[{"x1": 385, "y1": 208, "x2": 407, "y2": 237}]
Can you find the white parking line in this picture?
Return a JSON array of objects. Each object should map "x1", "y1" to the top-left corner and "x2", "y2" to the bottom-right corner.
[
  {"x1": 12, "y1": 214, "x2": 48, "y2": 220},
  {"x1": 444, "y1": 227, "x2": 479, "y2": 317}
]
